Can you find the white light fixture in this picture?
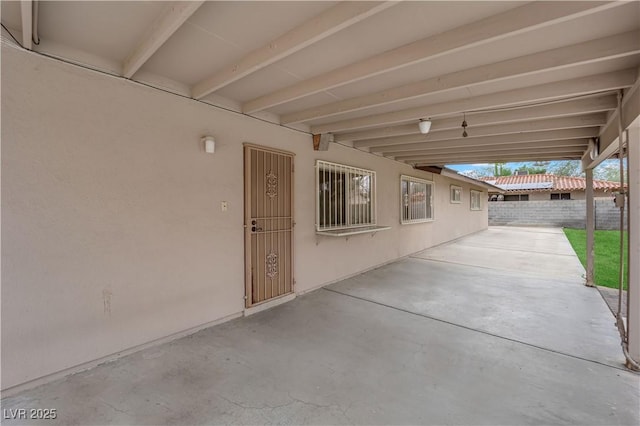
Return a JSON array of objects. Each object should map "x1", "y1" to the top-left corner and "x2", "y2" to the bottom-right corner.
[
  {"x1": 418, "y1": 119, "x2": 432, "y2": 134},
  {"x1": 202, "y1": 135, "x2": 215, "y2": 153}
]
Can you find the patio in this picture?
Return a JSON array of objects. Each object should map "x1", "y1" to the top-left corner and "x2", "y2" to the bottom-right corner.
[{"x1": 2, "y1": 227, "x2": 637, "y2": 425}]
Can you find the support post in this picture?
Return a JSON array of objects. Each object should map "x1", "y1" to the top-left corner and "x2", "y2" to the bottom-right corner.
[
  {"x1": 585, "y1": 167, "x2": 595, "y2": 286},
  {"x1": 627, "y1": 125, "x2": 639, "y2": 367},
  {"x1": 20, "y1": 0, "x2": 33, "y2": 50}
]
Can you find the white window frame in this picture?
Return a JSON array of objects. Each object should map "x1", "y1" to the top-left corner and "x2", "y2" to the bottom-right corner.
[
  {"x1": 450, "y1": 185, "x2": 462, "y2": 203},
  {"x1": 400, "y1": 175, "x2": 434, "y2": 224},
  {"x1": 316, "y1": 160, "x2": 376, "y2": 231},
  {"x1": 470, "y1": 190, "x2": 482, "y2": 210}
]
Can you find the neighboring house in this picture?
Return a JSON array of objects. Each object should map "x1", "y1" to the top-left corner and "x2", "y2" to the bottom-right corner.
[{"x1": 479, "y1": 174, "x2": 623, "y2": 201}]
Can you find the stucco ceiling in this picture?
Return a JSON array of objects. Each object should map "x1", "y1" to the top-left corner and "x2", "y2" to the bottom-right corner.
[{"x1": 2, "y1": 1, "x2": 639, "y2": 166}]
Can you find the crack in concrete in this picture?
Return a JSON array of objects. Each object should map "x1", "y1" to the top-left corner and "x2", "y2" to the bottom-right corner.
[
  {"x1": 100, "y1": 399, "x2": 131, "y2": 416},
  {"x1": 216, "y1": 392, "x2": 327, "y2": 413},
  {"x1": 288, "y1": 392, "x2": 356, "y2": 424},
  {"x1": 216, "y1": 394, "x2": 272, "y2": 410},
  {"x1": 338, "y1": 400, "x2": 355, "y2": 425},
  {"x1": 286, "y1": 392, "x2": 332, "y2": 409},
  {"x1": 215, "y1": 390, "x2": 355, "y2": 424}
]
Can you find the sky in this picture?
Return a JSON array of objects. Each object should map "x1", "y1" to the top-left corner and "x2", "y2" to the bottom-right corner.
[
  {"x1": 447, "y1": 162, "x2": 538, "y2": 175},
  {"x1": 445, "y1": 159, "x2": 623, "y2": 181}
]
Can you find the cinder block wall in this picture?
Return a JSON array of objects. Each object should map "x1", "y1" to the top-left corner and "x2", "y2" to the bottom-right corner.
[
  {"x1": 595, "y1": 198, "x2": 627, "y2": 230},
  {"x1": 489, "y1": 199, "x2": 626, "y2": 230}
]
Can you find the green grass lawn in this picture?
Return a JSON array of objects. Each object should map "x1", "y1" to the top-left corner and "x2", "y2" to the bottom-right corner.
[{"x1": 563, "y1": 228, "x2": 628, "y2": 290}]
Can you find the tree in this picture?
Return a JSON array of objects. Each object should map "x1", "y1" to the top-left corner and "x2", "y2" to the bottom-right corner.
[
  {"x1": 474, "y1": 163, "x2": 512, "y2": 177},
  {"x1": 548, "y1": 160, "x2": 583, "y2": 177},
  {"x1": 515, "y1": 161, "x2": 549, "y2": 175},
  {"x1": 594, "y1": 159, "x2": 625, "y2": 182},
  {"x1": 529, "y1": 161, "x2": 550, "y2": 174},
  {"x1": 493, "y1": 163, "x2": 512, "y2": 176},
  {"x1": 459, "y1": 166, "x2": 497, "y2": 178}
]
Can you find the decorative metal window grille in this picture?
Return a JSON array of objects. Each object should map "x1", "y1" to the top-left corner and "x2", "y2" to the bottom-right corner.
[
  {"x1": 470, "y1": 190, "x2": 482, "y2": 210},
  {"x1": 450, "y1": 185, "x2": 462, "y2": 203},
  {"x1": 401, "y1": 175, "x2": 434, "y2": 224},
  {"x1": 316, "y1": 160, "x2": 376, "y2": 231}
]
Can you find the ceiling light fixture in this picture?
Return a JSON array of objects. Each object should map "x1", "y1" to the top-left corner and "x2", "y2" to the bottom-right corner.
[
  {"x1": 419, "y1": 118, "x2": 432, "y2": 134},
  {"x1": 461, "y1": 113, "x2": 468, "y2": 138}
]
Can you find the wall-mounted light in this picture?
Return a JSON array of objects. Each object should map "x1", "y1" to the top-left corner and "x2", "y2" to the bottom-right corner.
[
  {"x1": 202, "y1": 135, "x2": 215, "y2": 153},
  {"x1": 418, "y1": 119, "x2": 432, "y2": 134}
]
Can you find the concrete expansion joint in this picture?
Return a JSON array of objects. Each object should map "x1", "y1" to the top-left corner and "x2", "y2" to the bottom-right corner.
[
  {"x1": 407, "y1": 255, "x2": 581, "y2": 283},
  {"x1": 322, "y1": 287, "x2": 631, "y2": 374},
  {"x1": 455, "y1": 242, "x2": 578, "y2": 257}
]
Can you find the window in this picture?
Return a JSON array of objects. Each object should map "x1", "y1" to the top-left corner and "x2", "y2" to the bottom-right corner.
[
  {"x1": 401, "y1": 175, "x2": 434, "y2": 224},
  {"x1": 470, "y1": 190, "x2": 482, "y2": 210},
  {"x1": 504, "y1": 194, "x2": 529, "y2": 201},
  {"x1": 316, "y1": 161, "x2": 376, "y2": 231},
  {"x1": 551, "y1": 193, "x2": 571, "y2": 200},
  {"x1": 450, "y1": 185, "x2": 462, "y2": 203}
]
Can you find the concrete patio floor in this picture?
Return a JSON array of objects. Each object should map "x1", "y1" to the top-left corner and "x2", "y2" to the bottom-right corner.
[{"x1": 2, "y1": 227, "x2": 638, "y2": 425}]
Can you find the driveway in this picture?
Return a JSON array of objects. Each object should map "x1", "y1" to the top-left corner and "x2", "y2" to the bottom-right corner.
[{"x1": 2, "y1": 227, "x2": 638, "y2": 425}]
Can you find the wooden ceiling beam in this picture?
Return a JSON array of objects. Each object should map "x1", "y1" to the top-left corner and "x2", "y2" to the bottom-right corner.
[
  {"x1": 122, "y1": 1, "x2": 204, "y2": 79},
  {"x1": 192, "y1": 1, "x2": 395, "y2": 99},
  {"x1": 243, "y1": 1, "x2": 621, "y2": 113},
  {"x1": 370, "y1": 128, "x2": 598, "y2": 153},
  {"x1": 312, "y1": 69, "x2": 636, "y2": 134},
  {"x1": 356, "y1": 114, "x2": 606, "y2": 150},
  {"x1": 391, "y1": 142, "x2": 589, "y2": 160},
  {"x1": 282, "y1": 30, "x2": 640, "y2": 124},
  {"x1": 337, "y1": 95, "x2": 617, "y2": 142},
  {"x1": 410, "y1": 151, "x2": 587, "y2": 165},
  {"x1": 587, "y1": 72, "x2": 640, "y2": 169}
]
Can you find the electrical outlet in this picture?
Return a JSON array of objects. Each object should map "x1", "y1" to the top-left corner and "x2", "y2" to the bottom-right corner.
[{"x1": 221, "y1": 201, "x2": 228, "y2": 212}]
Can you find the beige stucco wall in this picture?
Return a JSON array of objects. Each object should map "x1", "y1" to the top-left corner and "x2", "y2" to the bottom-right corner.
[{"x1": 1, "y1": 45, "x2": 487, "y2": 390}]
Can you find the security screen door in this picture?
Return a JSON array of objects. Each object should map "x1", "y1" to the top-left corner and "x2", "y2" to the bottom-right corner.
[{"x1": 244, "y1": 144, "x2": 294, "y2": 308}]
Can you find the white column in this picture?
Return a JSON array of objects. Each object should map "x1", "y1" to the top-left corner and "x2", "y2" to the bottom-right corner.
[
  {"x1": 585, "y1": 167, "x2": 595, "y2": 286},
  {"x1": 627, "y1": 125, "x2": 639, "y2": 366}
]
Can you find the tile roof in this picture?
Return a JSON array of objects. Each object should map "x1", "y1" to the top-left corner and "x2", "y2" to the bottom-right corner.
[{"x1": 478, "y1": 174, "x2": 623, "y2": 192}]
